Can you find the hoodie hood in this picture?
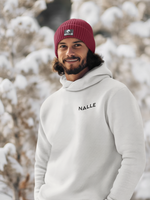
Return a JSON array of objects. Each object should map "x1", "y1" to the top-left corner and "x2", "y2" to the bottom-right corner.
[{"x1": 60, "y1": 64, "x2": 113, "y2": 92}]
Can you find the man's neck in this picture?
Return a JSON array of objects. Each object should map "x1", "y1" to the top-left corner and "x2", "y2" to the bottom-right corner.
[{"x1": 65, "y1": 67, "x2": 89, "y2": 81}]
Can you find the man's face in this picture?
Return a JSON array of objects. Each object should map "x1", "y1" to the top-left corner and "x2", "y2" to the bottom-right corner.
[{"x1": 57, "y1": 38, "x2": 88, "y2": 75}]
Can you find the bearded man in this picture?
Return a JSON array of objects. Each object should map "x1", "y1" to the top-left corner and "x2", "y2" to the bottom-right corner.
[{"x1": 34, "y1": 19, "x2": 146, "y2": 200}]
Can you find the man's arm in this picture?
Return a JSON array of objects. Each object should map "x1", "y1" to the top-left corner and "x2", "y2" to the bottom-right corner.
[
  {"x1": 34, "y1": 120, "x2": 52, "y2": 200},
  {"x1": 106, "y1": 86, "x2": 146, "y2": 200}
]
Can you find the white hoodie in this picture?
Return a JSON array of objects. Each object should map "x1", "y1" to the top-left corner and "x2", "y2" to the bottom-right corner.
[{"x1": 34, "y1": 65, "x2": 146, "y2": 200}]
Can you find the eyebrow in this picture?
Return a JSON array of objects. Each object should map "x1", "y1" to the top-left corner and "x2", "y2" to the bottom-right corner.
[
  {"x1": 58, "y1": 40, "x2": 83, "y2": 45},
  {"x1": 73, "y1": 40, "x2": 83, "y2": 43}
]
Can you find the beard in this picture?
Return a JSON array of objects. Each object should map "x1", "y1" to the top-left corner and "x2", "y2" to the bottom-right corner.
[
  {"x1": 58, "y1": 55, "x2": 87, "y2": 75},
  {"x1": 64, "y1": 59, "x2": 88, "y2": 75}
]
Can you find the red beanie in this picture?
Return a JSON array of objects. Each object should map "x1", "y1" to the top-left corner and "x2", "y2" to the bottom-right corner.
[{"x1": 54, "y1": 19, "x2": 95, "y2": 58}]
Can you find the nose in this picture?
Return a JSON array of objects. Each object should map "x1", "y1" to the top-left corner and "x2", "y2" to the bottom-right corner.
[{"x1": 66, "y1": 47, "x2": 75, "y2": 57}]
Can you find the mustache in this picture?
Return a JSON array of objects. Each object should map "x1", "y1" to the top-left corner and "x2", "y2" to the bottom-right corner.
[{"x1": 63, "y1": 56, "x2": 80, "y2": 63}]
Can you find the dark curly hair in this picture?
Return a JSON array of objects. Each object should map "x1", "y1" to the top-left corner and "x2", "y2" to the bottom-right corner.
[{"x1": 52, "y1": 49, "x2": 104, "y2": 76}]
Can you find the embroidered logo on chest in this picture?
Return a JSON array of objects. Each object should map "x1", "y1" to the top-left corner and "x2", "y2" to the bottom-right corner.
[{"x1": 78, "y1": 103, "x2": 96, "y2": 111}]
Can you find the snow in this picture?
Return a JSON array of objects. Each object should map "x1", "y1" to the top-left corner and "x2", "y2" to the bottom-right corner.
[
  {"x1": 40, "y1": 48, "x2": 55, "y2": 64},
  {"x1": 7, "y1": 89, "x2": 17, "y2": 105},
  {"x1": 0, "y1": 78, "x2": 3, "y2": 84},
  {"x1": 7, "y1": 156, "x2": 23, "y2": 175},
  {"x1": 0, "y1": 194, "x2": 12, "y2": 200},
  {"x1": 2, "y1": 127, "x2": 12, "y2": 137},
  {"x1": 96, "y1": 39, "x2": 117, "y2": 63},
  {"x1": 0, "y1": 28, "x2": 5, "y2": 37},
  {"x1": 78, "y1": 1, "x2": 100, "y2": 27},
  {"x1": 128, "y1": 20, "x2": 150, "y2": 37},
  {"x1": 0, "y1": 100, "x2": 4, "y2": 115},
  {"x1": 10, "y1": 16, "x2": 39, "y2": 34},
  {"x1": 135, "y1": 85, "x2": 149, "y2": 107},
  {"x1": 0, "y1": 112, "x2": 13, "y2": 126},
  {"x1": 122, "y1": 1, "x2": 139, "y2": 18},
  {"x1": 16, "y1": 56, "x2": 39, "y2": 74},
  {"x1": 117, "y1": 44, "x2": 136, "y2": 58},
  {"x1": 27, "y1": 117, "x2": 34, "y2": 127},
  {"x1": 3, "y1": 5, "x2": 13, "y2": 15},
  {"x1": 145, "y1": 96, "x2": 150, "y2": 109},
  {"x1": 6, "y1": 29, "x2": 14, "y2": 38},
  {"x1": 27, "y1": 97, "x2": 40, "y2": 120},
  {"x1": 26, "y1": 150, "x2": 35, "y2": 163},
  {"x1": 4, "y1": 0, "x2": 18, "y2": 7},
  {"x1": 14, "y1": 74, "x2": 28, "y2": 90},
  {"x1": 0, "y1": 175, "x2": 13, "y2": 199},
  {"x1": 4, "y1": 143, "x2": 16, "y2": 156},
  {"x1": 3, "y1": 0, "x2": 18, "y2": 14},
  {"x1": 34, "y1": 0, "x2": 47, "y2": 12},
  {"x1": 131, "y1": 58, "x2": 150, "y2": 85},
  {"x1": 36, "y1": 78, "x2": 53, "y2": 99},
  {"x1": 15, "y1": 48, "x2": 55, "y2": 74},
  {"x1": 101, "y1": 7, "x2": 123, "y2": 29},
  {"x1": 0, "y1": 79, "x2": 13, "y2": 92},
  {"x1": 38, "y1": 26, "x2": 55, "y2": 47},
  {"x1": 0, "y1": 148, "x2": 7, "y2": 171},
  {"x1": 0, "y1": 55, "x2": 12, "y2": 69},
  {"x1": 144, "y1": 121, "x2": 150, "y2": 139},
  {"x1": 135, "y1": 172, "x2": 150, "y2": 199},
  {"x1": 27, "y1": 76, "x2": 39, "y2": 85},
  {"x1": 0, "y1": 79, "x2": 18, "y2": 105}
]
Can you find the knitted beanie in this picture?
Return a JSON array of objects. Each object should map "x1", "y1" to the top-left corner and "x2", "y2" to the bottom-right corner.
[{"x1": 54, "y1": 19, "x2": 95, "y2": 57}]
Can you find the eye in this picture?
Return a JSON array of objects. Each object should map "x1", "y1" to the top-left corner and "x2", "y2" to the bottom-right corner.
[
  {"x1": 74, "y1": 43, "x2": 81, "y2": 47},
  {"x1": 59, "y1": 45, "x2": 66, "y2": 49}
]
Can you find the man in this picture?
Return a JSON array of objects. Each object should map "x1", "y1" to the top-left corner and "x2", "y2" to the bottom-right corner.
[{"x1": 34, "y1": 19, "x2": 146, "y2": 200}]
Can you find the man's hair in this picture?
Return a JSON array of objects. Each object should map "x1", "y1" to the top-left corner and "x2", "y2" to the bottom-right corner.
[{"x1": 52, "y1": 50, "x2": 104, "y2": 76}]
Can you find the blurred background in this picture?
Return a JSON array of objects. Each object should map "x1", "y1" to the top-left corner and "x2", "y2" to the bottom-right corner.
[{"x1": 0, "y1": 0, "x2": 150, "y2": 199}]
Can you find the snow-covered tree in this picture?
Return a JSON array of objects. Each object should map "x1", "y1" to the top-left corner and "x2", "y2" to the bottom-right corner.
[
  {"x1": 0, "y1": 143, "x2": 23, "y2": 200},
  {"x1": 0, "y1": 0, "x2": 61, "y2": 199}
]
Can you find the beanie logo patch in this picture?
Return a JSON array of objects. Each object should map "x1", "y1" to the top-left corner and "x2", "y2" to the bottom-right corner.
[{"x1": 64, "y1": 29, "x2": 74, "y2": 36}]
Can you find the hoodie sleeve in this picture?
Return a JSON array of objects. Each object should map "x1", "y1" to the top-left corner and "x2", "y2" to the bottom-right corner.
[
  {"x1": 106, "y1": 86, "x2": 146, "y2": 200},
  {"x1": 34, "y1": 120, "x2": 52, "y2": 200}
]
